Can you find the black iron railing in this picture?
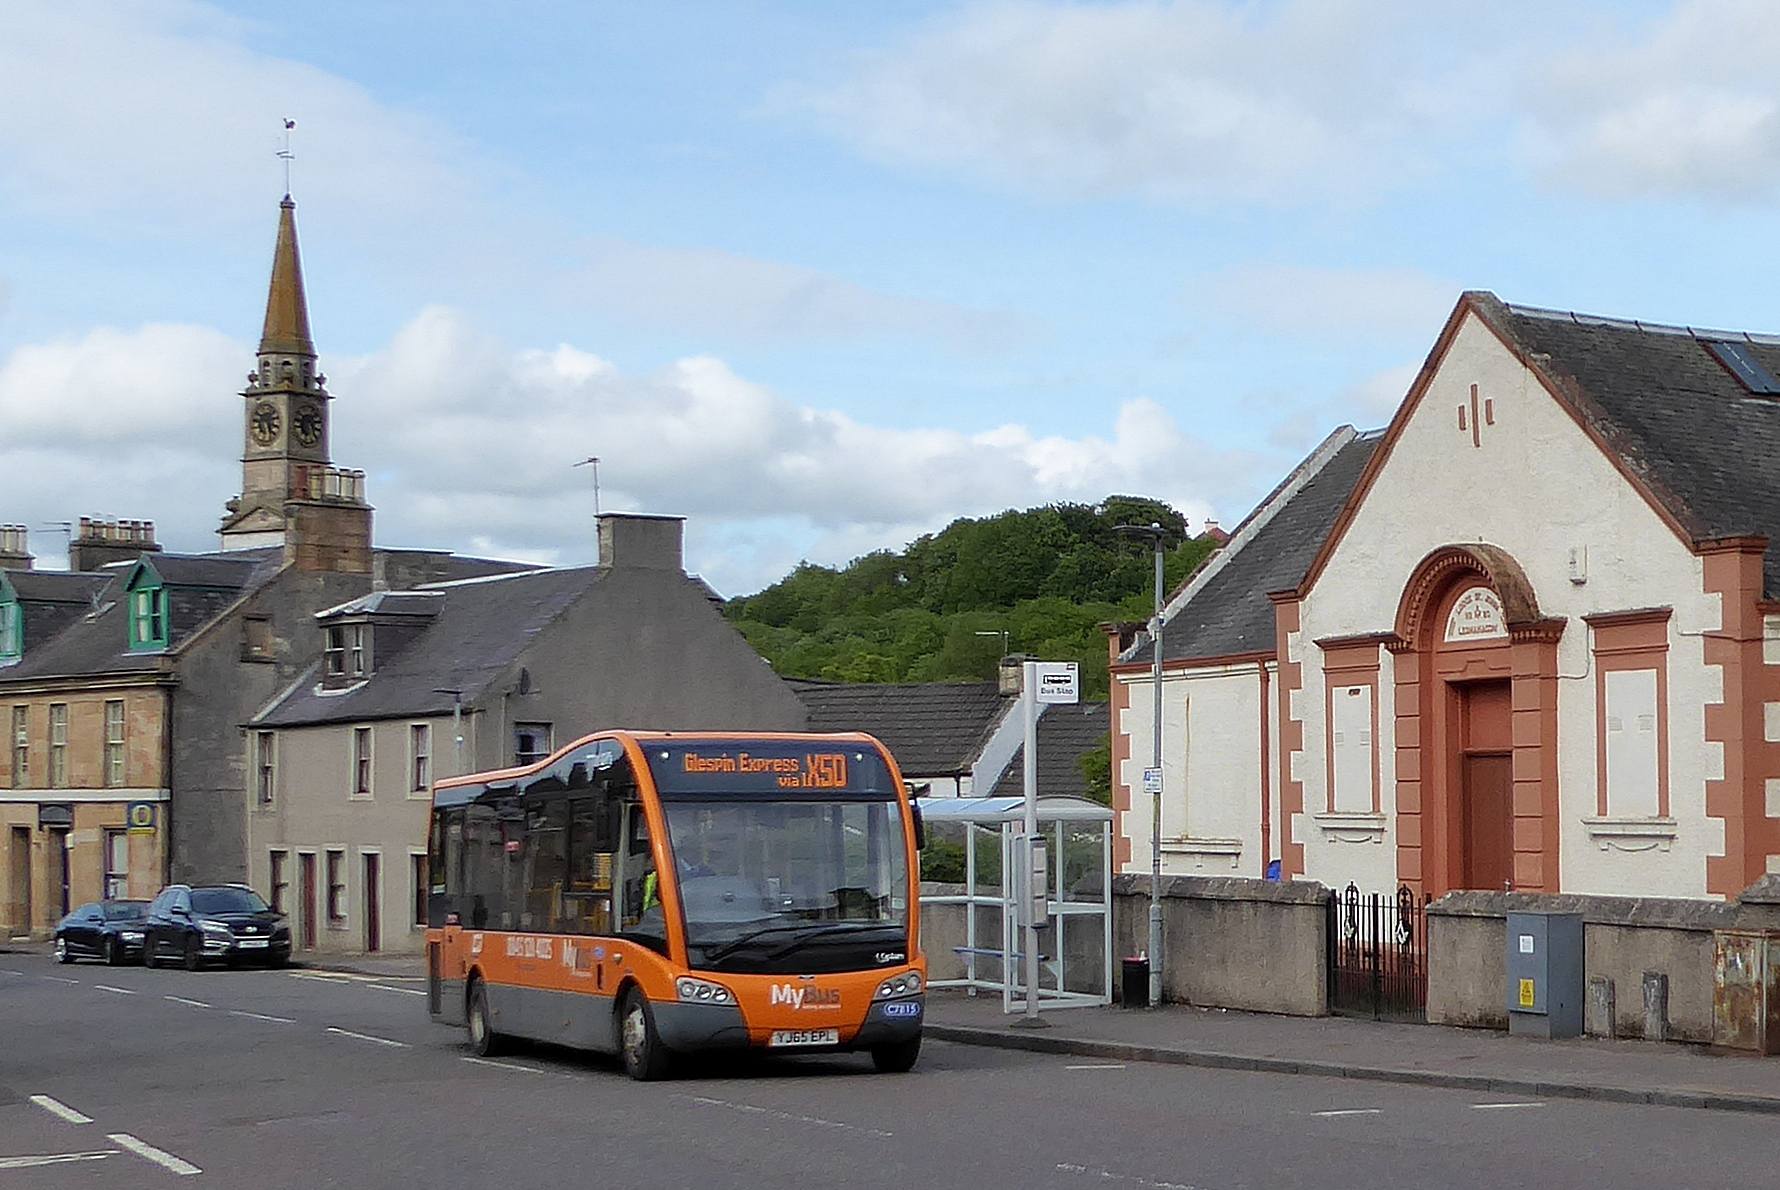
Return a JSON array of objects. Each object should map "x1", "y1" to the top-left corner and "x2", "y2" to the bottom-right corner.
[{"x1": 1326, "y1": 883, "x2": 1430, "y2": 1023}]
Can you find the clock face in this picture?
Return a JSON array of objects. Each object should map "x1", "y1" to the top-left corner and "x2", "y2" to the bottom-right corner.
[
  {"x1": 293, "y1": 402, "x2": 323, "y2": 448},
  {"x1": 250, "y1": 401, "x2": 280, "y2": 446}
]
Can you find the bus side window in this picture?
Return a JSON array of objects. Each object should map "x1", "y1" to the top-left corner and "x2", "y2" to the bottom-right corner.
[{"x1": 427, "y1": 806, "x2": 465, "y2": 927}]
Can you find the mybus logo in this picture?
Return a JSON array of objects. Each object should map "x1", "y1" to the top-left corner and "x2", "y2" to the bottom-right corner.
[{"x1": 769, "y1": 984, "x2": 842, "y2": 1010}]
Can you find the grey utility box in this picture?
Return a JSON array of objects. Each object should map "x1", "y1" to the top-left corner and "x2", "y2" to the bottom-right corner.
[{"x1": 1506, "y1": 912, "x2": 1585, "y2": 1039}]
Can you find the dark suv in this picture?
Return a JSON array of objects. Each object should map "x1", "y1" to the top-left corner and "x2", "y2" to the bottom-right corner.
[{"x1": 144, "y1": 884, "x2": 292, "y2": 970}]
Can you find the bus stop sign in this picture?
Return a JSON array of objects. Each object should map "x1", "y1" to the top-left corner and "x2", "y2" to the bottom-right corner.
[{"x1": 1035, "y1": 661, "x2": 1079, "y2": 705}]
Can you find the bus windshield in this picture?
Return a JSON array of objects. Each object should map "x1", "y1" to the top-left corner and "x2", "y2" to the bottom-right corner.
[{"x1": 660, "y1": 798, "x2": 908, "y2": 972}]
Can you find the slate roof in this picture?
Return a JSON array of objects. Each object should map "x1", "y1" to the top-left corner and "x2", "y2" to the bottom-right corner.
[
  {"x1": 0, "y1": 552, "x2": 286, "y2": 681},
  {"x1": 790, "y1": 679, "x2": 1010, "y2": 776},
  {"x1": 990, "y1": 701, "x2": 1111, "y2": 800},
  {"x1": 1474, "y1": 293, "x2": 1780, "y2": 594},
  {"x1": 3, "y1": 571, "x2": 110, "y2": 605},
  {"x1": 254, "y1": 566, "x2": 607, "y2": 727},
  {"x1": 1128, "y1": 431, "x2": 1380, "y2": 665}
]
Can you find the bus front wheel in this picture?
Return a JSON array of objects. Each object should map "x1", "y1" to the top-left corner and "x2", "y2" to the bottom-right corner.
[
  {"x1": 467, "y1": 978, "x2": 503, "y2": 1057},
  {"x1": 871, "y1": 1035, "x2": 922, "y2": 1074},
  {"x1": 618, "y1": 988, "x2": 673, "y2": 1081}
]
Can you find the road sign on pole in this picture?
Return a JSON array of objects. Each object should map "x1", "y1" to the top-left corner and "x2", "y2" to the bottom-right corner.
[
  {"x1": 1034, "y1": 661, "x2": 1079, "y2": 705},
  {"x1": 1142, "y1": 767, "x2": 1163, "y2": 796}
]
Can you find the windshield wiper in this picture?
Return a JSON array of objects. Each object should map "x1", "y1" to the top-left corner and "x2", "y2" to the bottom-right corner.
[
  {"x1": 760, "y1": 922, "x2": 893, "y2": 960},
  {"x1": 703, "y1": 920, "x2": 887, "y2": 964}
]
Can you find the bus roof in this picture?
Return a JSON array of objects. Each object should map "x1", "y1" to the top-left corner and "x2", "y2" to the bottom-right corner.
[{"x1": 431, "y1": 729, "x2": 893, "y2": 800}]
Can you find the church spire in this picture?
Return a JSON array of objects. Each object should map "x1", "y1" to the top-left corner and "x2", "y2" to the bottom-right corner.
[{"x1": 259, "y1": 196, "x2": 314, "y2": 358}]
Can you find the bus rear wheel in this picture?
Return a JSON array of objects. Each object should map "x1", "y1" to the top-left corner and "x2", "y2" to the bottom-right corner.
[
  {"x1": 871, "y1": 1035, "x2": 922, "y2": 1074},
  {"x1": 467, "y1": 978, "x2": 503, "y2": 1057},
  {"x1": 619, "y1": 988, "x2": 673, "y2": 1081}
]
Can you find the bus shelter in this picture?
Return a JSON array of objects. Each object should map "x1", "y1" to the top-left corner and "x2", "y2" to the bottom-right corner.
[{"x1": 917, "y1": 795, "x2": 1113, "y2": 1012}]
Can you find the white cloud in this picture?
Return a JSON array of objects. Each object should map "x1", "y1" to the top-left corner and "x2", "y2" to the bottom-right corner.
[
  {"x1": 567, "y1": 238, "x2": 1020, "y2": 348},
  {"x1": 779, "y1": 0, "x2": 1487, "y2": 204},
  {"x1": 0, "y1": 2, "x2": 1005, "y2": 350},
  {"x1": 0, "y1": 2, "x2": 469, "y2": 234},
  {"x1": 0, "y1": 309, "x2": 1252, "y2": 593},
  {"x1": 1525, "y1": 0, "x2": 1780, "y2": 201},
  {"x1": 1198, "y1": 266, "x2": 1457, "y2": 341}
]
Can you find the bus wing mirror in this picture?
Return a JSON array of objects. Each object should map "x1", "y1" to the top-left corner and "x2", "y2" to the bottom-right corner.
[{"x1": 911, "y1": 799, "x2": 926, "y2": 852}]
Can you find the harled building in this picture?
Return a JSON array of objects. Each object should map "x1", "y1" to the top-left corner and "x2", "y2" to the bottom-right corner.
[{"x1": 1112, "y1": 291, "x2": 1780, "y2": 903}]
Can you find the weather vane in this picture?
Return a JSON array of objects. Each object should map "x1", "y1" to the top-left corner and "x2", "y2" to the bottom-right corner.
[{"x1": 278, "y1": 118, "x2": 296, "y2": 196}]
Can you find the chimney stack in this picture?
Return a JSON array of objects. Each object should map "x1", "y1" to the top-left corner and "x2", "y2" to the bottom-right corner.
[
  {"x1": 1203, "y1": 518, "x2": 1230, "y2": 546},
  {"x1": 0, "y1": 525, "x2": 31, "y2": 571},
  {"x1": 998, "y1": 653, "x2": 1035, "y2": 697},
  {"x1": 597, "y1": 513, "x2": 686, "y2": 572},
  {"x1": 69, "y1": 518, "x2": 161, "y2": 573}
]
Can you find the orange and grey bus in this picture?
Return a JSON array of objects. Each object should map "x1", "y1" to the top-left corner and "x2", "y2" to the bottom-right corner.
[{"x1": 426, "y1": 730, "x2": 926, "y2": 1079}]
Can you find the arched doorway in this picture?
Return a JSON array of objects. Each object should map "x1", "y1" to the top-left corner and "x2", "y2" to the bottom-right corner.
[{"x1": 1389, "y1": 546, "x2": 1564, "y2": 897}]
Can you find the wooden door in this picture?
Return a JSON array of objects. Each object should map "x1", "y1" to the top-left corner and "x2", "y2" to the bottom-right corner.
[
  {"x1": 1461, "y1": 754, "x2": 1513, "y2": 890},
  {"x1": 50, "y1": 830, "x2": 70, "y2": 919},
  {"x1": 9, "y1": 827, "x2": 29, "y2": 938},
  {"x1": 363, "y1": 853, "x2": 381, "y2": 953},
  {"x1": 299, "y1": 853, "x2": 317, "y2": 949}
]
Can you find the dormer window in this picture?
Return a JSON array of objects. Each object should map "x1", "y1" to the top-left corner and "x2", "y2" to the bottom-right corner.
[
  {"x1": 0, "y1": 594, "x2": 18, "y2": 663},
  {"x1": 128, "y1": 583, "x2": 168, "y2": 651},
  {"x1": 325, "y1": 622, "x2": 369, "y2": 680}
]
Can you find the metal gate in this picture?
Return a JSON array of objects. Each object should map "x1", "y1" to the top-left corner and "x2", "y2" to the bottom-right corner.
[{"x1": 1326, "y1": 884, "x2": 1429, "y2": 1023}]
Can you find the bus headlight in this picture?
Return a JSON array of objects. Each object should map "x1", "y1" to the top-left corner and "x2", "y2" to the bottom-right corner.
[
  {"x1": 876, "y1": 972, "x2": 922, "y2": 998},
  {"x1": 675, "y1": 977, "x2": 733, "y2": 1005}
]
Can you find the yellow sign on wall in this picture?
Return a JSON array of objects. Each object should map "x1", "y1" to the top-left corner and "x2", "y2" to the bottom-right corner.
[
  {"x1": 127, "y1": 801, "x2": 157, "y2": 836},
  {"x1": 1518, "y1": 978, "x2": 1536, "y2": 1008}
]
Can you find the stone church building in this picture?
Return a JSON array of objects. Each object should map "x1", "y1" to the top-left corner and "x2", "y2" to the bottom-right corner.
[{"x1": 1112, "y1": 291, "x2": 1780, "y2": 902}]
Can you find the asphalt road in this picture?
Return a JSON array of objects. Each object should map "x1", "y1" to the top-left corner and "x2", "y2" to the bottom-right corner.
[{"x1": 1, "y1": 953, "x2": 1775, "y2": 1189}]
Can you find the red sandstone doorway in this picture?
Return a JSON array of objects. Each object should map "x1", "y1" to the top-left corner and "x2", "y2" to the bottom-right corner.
[
  {"x1": 1456, "y1": 679, "x2": 1512, "y2": 890},
  {"x1": 1389, "y1": 544, "x2": 1562, "y2": 897}
]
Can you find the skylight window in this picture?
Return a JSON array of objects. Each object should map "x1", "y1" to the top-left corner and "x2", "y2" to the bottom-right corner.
[{"x1": 1704, "y1": 340, "x2": 1780, "y2": 395}]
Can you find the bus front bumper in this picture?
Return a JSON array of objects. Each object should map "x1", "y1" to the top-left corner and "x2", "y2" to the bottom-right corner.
[{"x1": 654, "y1": 995, "x2": 925, "y2": 1053}]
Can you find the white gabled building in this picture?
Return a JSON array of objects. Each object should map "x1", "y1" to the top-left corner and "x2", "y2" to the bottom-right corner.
[{"x1": 1113, "y1": 291, "x2": 1780, "y2": 902}]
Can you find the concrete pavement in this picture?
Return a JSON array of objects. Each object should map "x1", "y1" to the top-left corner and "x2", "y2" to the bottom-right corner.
[
  {"x1": 3, "y1": 952, "x2": 1780, "y2": 1188},
  {"x1": 926, "y1": 991, "x2": 1780, "y2": 1113}
]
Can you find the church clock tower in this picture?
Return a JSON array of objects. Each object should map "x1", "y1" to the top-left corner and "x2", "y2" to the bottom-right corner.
[{"x1": 219, "y1": 195, "x2": 372, "y2": 573}]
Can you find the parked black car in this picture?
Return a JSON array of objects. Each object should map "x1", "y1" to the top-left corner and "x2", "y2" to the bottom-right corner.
[
  {"x1": 53, "y1": 900, "x2": 149, "y2": 965},
  {"x1": 144, "y1": 884, "x2": 292, "y2": 970}
]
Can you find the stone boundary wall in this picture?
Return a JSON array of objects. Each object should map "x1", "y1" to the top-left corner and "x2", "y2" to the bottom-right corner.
[
  {"x1": 918, "y1": 875, "x2": 1331, "y2": 1016},
  {"x1": 1428, "y1": 879, "x2": 1780, "y2": 1041}
]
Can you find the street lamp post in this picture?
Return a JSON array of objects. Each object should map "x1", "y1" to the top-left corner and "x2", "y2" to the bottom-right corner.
[{"x1": 1116, "y1": 522, "x2": 1168, "y2": 1008}]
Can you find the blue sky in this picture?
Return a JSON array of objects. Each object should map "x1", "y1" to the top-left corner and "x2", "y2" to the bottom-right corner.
[{"x1": 5, "y1": 0, "x2": 1780, "y2": 593}]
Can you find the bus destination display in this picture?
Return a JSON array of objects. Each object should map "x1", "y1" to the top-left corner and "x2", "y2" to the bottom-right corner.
[{"x1": 648, "y1": 741, "x2": 893, "y2": 799}]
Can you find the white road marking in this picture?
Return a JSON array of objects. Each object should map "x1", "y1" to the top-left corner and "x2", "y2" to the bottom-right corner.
[
  {"x1": 367, "y1": 983, "x2": 427, "y2": 996},
  {"x1": 0, "y1": 1150, "x2": 116, "y2": 1170},
  {"x1": 680, "y1": 1094, "x2": 894, "y2": 1139},
  {"x1": 290, "y1": 970, "x2": 384, "y2": 983},
  {"x1": 164, "y1": 995, "x2": 210, "y2": 1008},
  {"x1": 29, "y1": 1095, "x2": 94, "y2": 1125},
  {"x1": 0, "y1": 968, "x2": 23, "y2": 976},
  {"x1": 1314, "y1": 1108, "x2": 1383, "y2": 1118},
  {"x1": 108, "y1": 1133, "x2": 201, "y2": 1176},
  {"x1": 1056, "y1": 1162, "x2": 1202, "y2": 1190},
  {"x1": 1471, "y1": 1101, "x2": 1545, "y2": 1111},
  {"x1": 1066, "y1": 1063, "x2": 1127, "y2": 1070},
  {"x1": 463, "y1": 1056, "x2": 547, "y2": 1074},
  {"x1": 42, "y1": 975, "x2": 79, "y2": 985},
  {"x1": 230, "y1": 1010, "x2": 295, "y2": 1023},
  {"x1": 325, "y1": 1026, "x2": 408, "y2": 1048},
  {"x1": 93, "y1": 984, "x2": 136, "y2": 995}
]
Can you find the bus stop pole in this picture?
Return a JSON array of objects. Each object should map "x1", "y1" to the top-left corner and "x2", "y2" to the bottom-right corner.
[
  {"x1": 1147, "y1": 536, "x2": 1164, "y2": 1009},
  {"x1": 1020, "y1": 661, "x2": 1044, "y2": 1026}
]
